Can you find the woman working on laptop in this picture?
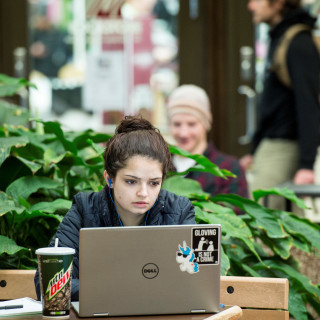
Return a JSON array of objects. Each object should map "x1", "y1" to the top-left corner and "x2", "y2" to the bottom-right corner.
[{"x1": 34, "y1": 116, "x2": 195, "y2": 301}]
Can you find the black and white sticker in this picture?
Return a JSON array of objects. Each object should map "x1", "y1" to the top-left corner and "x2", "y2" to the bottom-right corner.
[{"x1": 192, "y1": 227, "x2": 220, "y2": 265}]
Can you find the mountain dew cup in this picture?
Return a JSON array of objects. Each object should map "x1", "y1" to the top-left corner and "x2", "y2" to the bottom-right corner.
[{"x1": 36, "y1": 247, "x2": 75, "y2": 319}]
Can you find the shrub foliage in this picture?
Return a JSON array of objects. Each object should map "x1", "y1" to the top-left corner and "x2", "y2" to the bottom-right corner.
[{"x1": 0, "y1": 75, "x2": 319, "y2": 319}]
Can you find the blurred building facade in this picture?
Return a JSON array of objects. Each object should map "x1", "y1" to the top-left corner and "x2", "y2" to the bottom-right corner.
[{"x1": 1, "y1": 0, "x2": 320, "y2": 159}]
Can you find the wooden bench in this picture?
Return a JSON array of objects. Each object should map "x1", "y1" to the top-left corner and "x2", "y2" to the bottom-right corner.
[
  {"x1": 220, "y1": 276, "x2": 289, "y2": 320},
  {"x1": 0, "y1": 270, "x2": 289, "y2": 319},
  {"x1": 0, "y1": 270, "x2": 37, "y2": 300}
]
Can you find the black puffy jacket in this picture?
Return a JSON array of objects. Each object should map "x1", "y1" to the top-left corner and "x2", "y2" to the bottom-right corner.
[
  {"x1": 34, "y1": 186, "x2": 195, "y2": 301},
  {"x1": 252, "y1": 8, "x2": 320, "y2": 169}
]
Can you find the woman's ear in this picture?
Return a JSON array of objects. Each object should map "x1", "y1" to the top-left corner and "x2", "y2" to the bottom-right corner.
[{"x1": 104, "y1": 170, "x2": 112, "y2": 188}]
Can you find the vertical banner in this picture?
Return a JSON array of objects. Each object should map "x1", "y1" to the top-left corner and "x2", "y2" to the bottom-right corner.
[{"x1": 83, "y1": 17, "x2": 154, "y2": 123}]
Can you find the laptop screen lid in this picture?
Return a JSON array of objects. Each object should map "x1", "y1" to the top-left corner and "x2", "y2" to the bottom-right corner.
[{"x1": 74, "y1": 224, "x2": 221, "y2": 317}]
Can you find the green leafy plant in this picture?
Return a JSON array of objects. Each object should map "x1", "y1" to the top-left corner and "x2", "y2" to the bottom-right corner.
[
  {"x1": 1, "y1": 121, "x2": 319, "y2": 319},
  {"x1": 163, "y1": 146, "x2": 320, "y2": 320},
  {"x1": 0, "y1": 74, "x2": 35, "y2": 126},
  {"x1": 0, "y1": 121, "x2": 111, "y2": 267},
  {"x1": 0, "y1": 75, "x2": 319, "y2": 319}
]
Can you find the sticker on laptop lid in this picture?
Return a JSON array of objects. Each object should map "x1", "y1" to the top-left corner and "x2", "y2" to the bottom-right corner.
[
  {"x1": 176, "y1": 241, "x2": 199, "y2": 274},
  {"x1": 192, "y1": 227, "x2": 220, "y2": 265}
]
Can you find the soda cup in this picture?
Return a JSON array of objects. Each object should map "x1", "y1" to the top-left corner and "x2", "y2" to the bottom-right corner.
[{"x1": 36, "y1": 247, "x2": 75, "y2": 319}]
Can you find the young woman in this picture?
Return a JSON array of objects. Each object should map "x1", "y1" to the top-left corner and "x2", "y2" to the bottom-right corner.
[{"x1": 34, "y1": 116, "x2": 195, "y2": 301}]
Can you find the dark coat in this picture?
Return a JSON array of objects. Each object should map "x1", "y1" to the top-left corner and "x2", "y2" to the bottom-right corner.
[
  {"x1": 252, "y1": 8, "x2": 320, "y2": 169},
  {"x1": 34, "y1": 186, "x2": 195, "y2": 301}
]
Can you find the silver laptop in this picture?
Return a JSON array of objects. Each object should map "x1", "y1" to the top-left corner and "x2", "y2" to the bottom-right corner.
[{"x1": 72, "y1": 224, "x2": 221, "y2": 317}]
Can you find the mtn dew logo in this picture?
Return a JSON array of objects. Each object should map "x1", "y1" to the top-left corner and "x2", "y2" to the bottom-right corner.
[{"x1": 46, "y1": 263, "x2": 72, "y2": 300}]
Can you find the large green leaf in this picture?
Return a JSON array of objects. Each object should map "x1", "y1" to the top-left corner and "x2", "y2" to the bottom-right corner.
[
  {"x1": 212, "y1": 194, "x2": 288, "y2": 239},
  {"x1": 195, "y1": 206, "x2": 263, "y2": 263},
  {"x1": 240, "y1": 263, "x2": 263, "y2": 277},
  {"x1": 12, "y1": 141, "x2": 45, "y2": 162},
  {"x1": 43, "y1": 147, "x2": 101, "y2": 180},
  {"x1": 10, "y1": 209, "x2": 63, "y2": 225},
  {"x1": 6, "y1": 176, "x2": 62, "y2": 200},
  {"x1": 307, "y1": 294, "x2": 320, "y2": 318},
  {"x1": 0, "y1": 132, "x2": 30, "y2": 147},
  {"x1": 30, "y1": 199, "x2": 72, "y2": 213},
  {"x1": 291, "y1": 236, "x2": 310, "y2": 253},
  {"x1": 42, "y1": 121, "x2": 77, "y2": 154},
  {"x1": 195, "y1": 202, "x2": 252, "y2": 237},
  {"x1": 0, "y1": 74, "x2": 36, "y2": 97},
  {"x1": 169, "y1": 145, "x2": 235, "y2": 178},
  {"x1": 162, "y1": 176, "x2": 209, "y2": 198},
  {"x1": 0, "y1": 136, "x2": 29, "y2": 166},
  {"x1": 72, "y1": 131, "x2": 111, "y2": 150},
  {"x1": 0, "y1": 100, "x2": 30, "y2": 126},
  {"x1": 224, "y1": 240, "x2": 262, "y2": 276},
  {"x1": 0, "y1": 156, "x2": 34, "y2": 191},
  {"x1": 260, "y1": 260, "x2": 320, "y2": 301},
  {"x1": 86, "y1": 139, "x2": 106, "y2": 156},
  {"x1": 0, "y1": 192, "x2": 25, "y2": 216},
  {"x1": 0, "y1": 84, "x2": 23, "y2": 97},
  {"x1": 253, "y1": 187, "x2": 308, "y2": 209},
  {"x1": 16, "y1": 156, "x2": 42, "y2": 174},
  {"x1": 220, "y1": 246, "x2": 230, "y2": 275},
  {"x1": 57, "y1": 151, "x2": 99, "y2": 168},
  {"x1": 259, "y1": 234, "x2": 292, "y2": 259},
  {"x1": 43, "y1": 148, "x2": 66, "y2": 172},
  {"x1": 277, "y1": 211, "x2": 320, "y2": 251},
  {"x1": 0, "y1": 235, "x2": 27, "y2": 255},
  {"x1": 6, "y1": 125, "x2": 53, "y2": 151},
  {"x1": 0, "y1": 146, "x2": 10, "y2": 169},
  {"x1": 288, "y1": 283, "x2": 308, "y2": 320},
  {"x1": 0, "y1": 254, "x2": 37, "y2": 269},
  {"x1": 0, "y1": 74, "x2": 23, "y2": 84}
]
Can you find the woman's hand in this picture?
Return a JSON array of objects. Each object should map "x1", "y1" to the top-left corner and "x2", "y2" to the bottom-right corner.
[{"x1": 293, "y1": 169, "x2": 315, "y2": 184}]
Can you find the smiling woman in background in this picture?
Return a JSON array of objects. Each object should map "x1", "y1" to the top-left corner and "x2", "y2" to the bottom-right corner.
[{"x1": 167, "y1": 84, "x2": 248, "y2": 199}]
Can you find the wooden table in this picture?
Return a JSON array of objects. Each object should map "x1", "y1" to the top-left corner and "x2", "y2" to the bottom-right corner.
[{"x1": 2, "y1": 308, "x2": 215, "y2": 320}]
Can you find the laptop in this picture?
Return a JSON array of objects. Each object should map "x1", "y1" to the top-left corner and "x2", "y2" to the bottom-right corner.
[{"x1": 72, "y1": 224, "x2": 221, "y2": 317}]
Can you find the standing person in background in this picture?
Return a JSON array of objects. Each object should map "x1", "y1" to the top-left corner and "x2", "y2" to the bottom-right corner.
[
  {"x1": 240, "y1": 0, "x2": 320, "y2": 209},
  {"x1": 167, "y1": 84, "x2": 248, "y2": 199}
]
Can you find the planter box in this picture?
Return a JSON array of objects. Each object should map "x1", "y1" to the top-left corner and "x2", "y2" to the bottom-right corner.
[
  {"x1": 0, "y1": 270, "x2": 37, "y2": 300},
  {"x1": 0, "y1": 271, "x2": 289, "y2": 319}
]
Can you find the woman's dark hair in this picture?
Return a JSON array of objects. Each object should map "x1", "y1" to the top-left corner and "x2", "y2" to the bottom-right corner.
[
  {"x1": 104, "y1": 116, "x2": 172, "y2": 179},
  {"x1": 269, "y1": 0, "x2": 301, "y2": 16}
]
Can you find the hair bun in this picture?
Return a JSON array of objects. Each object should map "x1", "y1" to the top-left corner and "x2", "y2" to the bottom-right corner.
[{"x1": 116, "y1": 116, "x2": 157, "y2": 134}]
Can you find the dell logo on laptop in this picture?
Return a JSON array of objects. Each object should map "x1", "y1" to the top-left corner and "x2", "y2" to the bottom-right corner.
[{"x1": 142, "y1": 263, "x2": 159, "y2": 279}]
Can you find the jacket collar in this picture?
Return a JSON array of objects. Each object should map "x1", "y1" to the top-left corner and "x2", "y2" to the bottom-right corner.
[{"x1": 270, "y1": 8, "x2": 316, "y2": 39}]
